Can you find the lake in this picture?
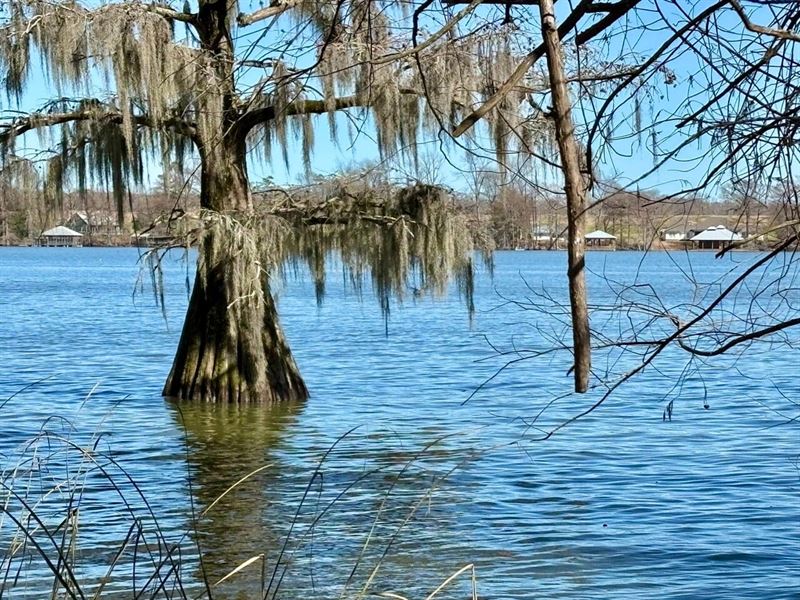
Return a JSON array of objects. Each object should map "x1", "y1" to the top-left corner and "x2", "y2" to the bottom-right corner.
[{"x1": 0, "y1": 247, "x2": 798, "y2": 599}]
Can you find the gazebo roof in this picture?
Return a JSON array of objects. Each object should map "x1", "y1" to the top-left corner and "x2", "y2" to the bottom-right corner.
[
  {"x1": 585, "y1": 230, "x2": 617, "y2": 240},
  {"x1": 689, "y1": 225, "x2": 742, "y2": 242},
  {"x1": 42, "y1": 226, "x2": 83, "y2": 237}
]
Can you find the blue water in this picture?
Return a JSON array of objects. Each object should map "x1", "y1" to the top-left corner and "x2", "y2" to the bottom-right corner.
[{"x1": 0, "y1": 247, "x2": 798, "y2": 599}]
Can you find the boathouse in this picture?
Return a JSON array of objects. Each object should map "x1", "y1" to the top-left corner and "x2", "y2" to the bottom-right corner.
[
  {"x1": 585, "y1": 230, "x2": 617, "y2": 248},
  {"x1": 689, "y1": 225, "x2": 743, "y2": 250},
  {"x1": 39, "y1": 226, "x2": 84, "y2": 247}
]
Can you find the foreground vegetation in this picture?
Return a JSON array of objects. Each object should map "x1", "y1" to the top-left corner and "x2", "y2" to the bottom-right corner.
[{"x1": 0, "y1": 406, "x2": 481, "y2": 599}]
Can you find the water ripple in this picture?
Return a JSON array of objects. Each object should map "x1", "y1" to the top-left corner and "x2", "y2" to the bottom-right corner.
[{"x1": 0, "y1": 247, "x2": 798, "y2": 599}]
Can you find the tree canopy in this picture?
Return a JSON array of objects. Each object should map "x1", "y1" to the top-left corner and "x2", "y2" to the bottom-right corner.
[{"x1": 1, "y1": 0, "x2": 548, "y2": 401}]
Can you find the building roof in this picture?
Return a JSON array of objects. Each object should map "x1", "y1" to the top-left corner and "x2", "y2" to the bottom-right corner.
[
  {"x1": 71, "y1": 210, "x2": 117, "y2": 225},
  {"x1": 657, "y1": 214, "x2": 753, "y2": 234},
  {"x1": 585, "y1": 230, "x2": 617, "y2": 240},
  {"x1": 689, "y1": 225, "x2": 743, "y2": 242},
  {"x1": 42, "y1": 226, "x2": 84, "y2": 237}
]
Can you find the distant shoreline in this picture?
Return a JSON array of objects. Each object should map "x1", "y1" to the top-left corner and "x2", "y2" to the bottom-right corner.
[
  {"x1": 497, "y1": 244, "x2": 771, "y2": 252},
  {"x1": 0, "y1": 243, "x2": 774, "y2": 252}
]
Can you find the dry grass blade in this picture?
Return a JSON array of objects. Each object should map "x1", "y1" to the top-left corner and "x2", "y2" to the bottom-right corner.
[
  {"x1": 90, "y1": 520, "x2": 141, "y2": 600},
  {"x1": 211, "y1": 554, "x2": 264, "y2": 587},
  {"x1": 0, "y1": 412, "x2": 195, "y2": 600},
  {"x1": 424, "y1": 563, "x2": 475, "y2": 600},
  {"x1": 3, "y1": 392, "x2": 485, "y2": 600},
  {"x1": 262, "y1": 426, "x2": 361, "y2": 600},
  {"x1": 199, "y1": 463, "x2": 273, "y2": 517},
  {"x1": 376, "y1": 564, "x2": 478, "y2": 600},
  {"x1": 0, "y1": 497, "x2": 82, "y2": 599},
  {"x1": 51, "y1": 504, "x2": 79, "y2": 600},
  {"x1": 342, "y1": 430, "x2": 464, "y2": 597}
]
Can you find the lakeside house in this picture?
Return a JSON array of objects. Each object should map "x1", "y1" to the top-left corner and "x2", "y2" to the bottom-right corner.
[
  {"x1": 66, "y1": 211, "x2": 122, "y2": 236},
  {"x1": 38, "y1": 226, "x2": 84, "y2": 247},
  {"x1": 658, "y1": 215, "x2": 760, "y2": 244},
  {"x1": 531, "y1": 226, "x2": 566, "y2": 249},
  {"x1": 689, "y1": 225, "x2": 743, "y2": 249},
  {"x1": 585, "y1": 230, "x2": 617, "y2": 248}
]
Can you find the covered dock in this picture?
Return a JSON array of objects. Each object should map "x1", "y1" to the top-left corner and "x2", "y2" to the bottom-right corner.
[
  {"x1": 689, "y1": 225, "x2": 743, "y2": 250},
  {"x1": 38, "y1": 226, "x2": 84, "y2": 247},
  {"x1": 585, "y1": 230, "x2": 617, "y2": 248}
]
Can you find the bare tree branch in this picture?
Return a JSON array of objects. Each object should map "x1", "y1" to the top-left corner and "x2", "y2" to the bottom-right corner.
[
  {"x1": 372, "y1": 0, "x2": 484, "y2": 65},
  {"x1": 676, "y1": 317, "x2": 800, "y2": 357},
  {"x1": 729, "y1": 0, "x2": 800, "y2": 41},
  {"x1": 452, "y1": 0, "x2": 640, "y2": 138},
  {"x1": 237, "y1": 0, "x2": 299, "y2": 26},
  {"x1": 147, "y1": 3, "x2": 197, "y2": 24},
  {"x1": 234, "y1": 89, "x2": 423, "y2": 138}
]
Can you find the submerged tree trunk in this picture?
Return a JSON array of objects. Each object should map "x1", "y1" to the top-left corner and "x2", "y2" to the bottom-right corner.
[
  {"x1": 164, "y1": 146, "x2": 308, "y2": 403},
  {"x1": 163, "y1": 234, "x2": 308, "y2": 403},
  {"x1": 539, "y1": 0, "x2": 592, "y2": 393}
]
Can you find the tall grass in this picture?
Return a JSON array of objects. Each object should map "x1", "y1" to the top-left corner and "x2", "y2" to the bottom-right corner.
[
  {"x1": 0, "y1": 415, "x2": 198, "y2": 599},
  {"x1": 0, "y1": 399, "x2": 481, "y2": 599}
]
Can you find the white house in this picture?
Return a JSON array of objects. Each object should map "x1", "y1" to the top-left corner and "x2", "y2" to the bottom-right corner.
[
  {"x1": 39, "y1": 226, "x2": 84, "y2": 247},
  {"x1": 689, "y1": 225, "x2": 743, "y2": 250}
]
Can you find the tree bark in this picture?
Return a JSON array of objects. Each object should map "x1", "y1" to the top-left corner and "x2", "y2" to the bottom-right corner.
[
  {"x1": 163, "y1": 151, "x2": 308, "y2": 403},
  {"x1": 161, "y1": 0, "x2": 308, "y2": 402},
  {"x1": 539, "y1": 0, "x2": 592, "y2": 393},
  {"x1": 163, "y1": 234, "x2": 308, "y2": 403}
]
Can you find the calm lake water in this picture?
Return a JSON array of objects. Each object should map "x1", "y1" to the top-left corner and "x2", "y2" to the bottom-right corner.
[{"x1": 1, "y1": 247, "x2": 798, "y2": 599}]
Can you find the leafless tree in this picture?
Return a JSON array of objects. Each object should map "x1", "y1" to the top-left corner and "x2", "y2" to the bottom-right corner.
[{"x1": 447, "y1": 0, "x2": 800, "y2": 421}]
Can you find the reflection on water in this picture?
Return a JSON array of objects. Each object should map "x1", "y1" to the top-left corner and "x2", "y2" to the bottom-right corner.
[
  {"x1": 171, "y1": 400, "x2": 303, "y2": 594},
  {"x1": 171, "y1": 401, "x2": 484, "y2": 599}
]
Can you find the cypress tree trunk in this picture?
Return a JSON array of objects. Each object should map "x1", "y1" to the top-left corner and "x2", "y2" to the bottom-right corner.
[
  {"x1": 163, "y1": 143, "x2": 308, "y2": 403},
  {"x1": 163, "y1": 0, "x2": 308, "y2": 403},
  {"x1": 163, "y1": 239, "x2": 308, "y2": 403}
]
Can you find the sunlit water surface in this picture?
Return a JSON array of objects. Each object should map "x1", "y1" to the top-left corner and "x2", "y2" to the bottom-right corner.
[{"x1": 0, "y1": 248, "x2": 798, "y2": 599}]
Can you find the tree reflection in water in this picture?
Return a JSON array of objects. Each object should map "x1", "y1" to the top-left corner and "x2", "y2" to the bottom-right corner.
[
  {"x1": 170, "y1": 401, "x2": 481, "y2": 599},
  {"x1": 170, "y1": 400, "x2": 303, "y2": 597}
]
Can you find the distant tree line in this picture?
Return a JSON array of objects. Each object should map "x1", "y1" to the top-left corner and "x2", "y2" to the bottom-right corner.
[
  {"x1": 0, "y1": 162, "x2": 201, "y2": 245},
  {"x1": 463, "y1": 176, "x2": 794, "y2": 251},
  {"x1": 1, "y1": 166, "x2": 793, "y2": 249}
]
